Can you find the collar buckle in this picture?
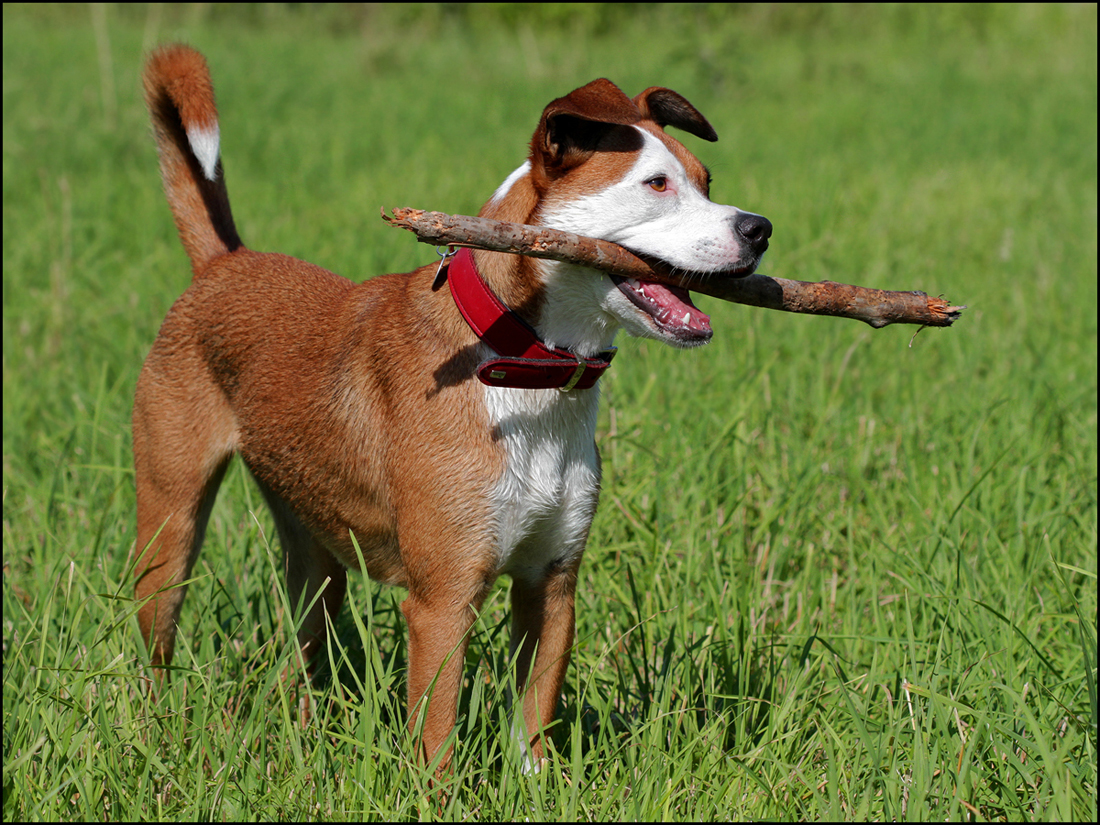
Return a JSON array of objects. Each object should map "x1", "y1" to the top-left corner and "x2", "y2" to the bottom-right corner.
[{"x1": 559, "y1": 355, "x2": 587, "y2": 393}]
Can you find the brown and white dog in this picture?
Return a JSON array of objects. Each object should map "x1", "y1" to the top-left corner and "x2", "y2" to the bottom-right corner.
[{"x1": 133, "y1": 45, "x2": 771, "y2": 768}]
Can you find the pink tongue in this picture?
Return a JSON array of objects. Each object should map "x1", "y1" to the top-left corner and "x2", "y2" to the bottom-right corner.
[{"x1": 638, "y1": 281, "x2": 712, "y2": 335}]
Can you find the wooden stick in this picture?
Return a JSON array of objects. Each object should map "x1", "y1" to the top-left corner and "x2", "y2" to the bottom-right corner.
[{"x1": 381, "y1": 207, "x2": 966, "y2": 328}]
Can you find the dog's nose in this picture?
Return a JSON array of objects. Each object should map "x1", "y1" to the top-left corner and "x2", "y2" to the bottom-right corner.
[{"x1": 734, "y1": 213, "x2": 772, "y2": 254}]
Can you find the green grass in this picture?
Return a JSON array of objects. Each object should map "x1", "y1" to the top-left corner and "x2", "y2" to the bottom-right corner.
[{"x1": 3, "y1": 3, "x2": 1096, "y2": 820}]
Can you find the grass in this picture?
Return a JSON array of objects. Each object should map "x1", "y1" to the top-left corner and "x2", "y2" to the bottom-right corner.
[{"x1": 3, "y1": 3, "x2": 1096, "y2": 820}]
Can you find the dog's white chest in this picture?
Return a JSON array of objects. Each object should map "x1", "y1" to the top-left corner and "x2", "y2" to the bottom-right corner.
[{"x1": 484, "y1": 384, "x2": 602, "y2": 582}]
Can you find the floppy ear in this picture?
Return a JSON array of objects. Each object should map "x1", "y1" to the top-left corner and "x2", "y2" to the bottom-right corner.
[
  {"x1": 633, "y1": 87, "x2": 718, "y2": 142},
  {"x1": 530, "y1": 78, "x2": 643, "y2": 182}
]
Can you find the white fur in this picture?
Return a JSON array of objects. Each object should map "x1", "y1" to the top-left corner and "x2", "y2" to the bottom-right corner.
[
  {"x1": 536, "y1": 261, "x2": 625, "y2": 355},
  {"x1": 490, "y1": 160, "x2": 532, "y2": 206},
  {"x1": 486, "y1": 372, "x2": 601, "y2": 584},
  {"x1": 186, "y1": 123, "x2": 221, "y2": 181}
]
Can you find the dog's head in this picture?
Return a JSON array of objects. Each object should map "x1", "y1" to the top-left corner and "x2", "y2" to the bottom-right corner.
[{"x1": 486, "y1": 79, "x2": 771, "y2": 352}]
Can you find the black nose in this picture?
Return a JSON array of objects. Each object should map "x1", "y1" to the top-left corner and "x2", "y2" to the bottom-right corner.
[{"x1": 734, "y1": 212, "x2": 772, "y2": 254}]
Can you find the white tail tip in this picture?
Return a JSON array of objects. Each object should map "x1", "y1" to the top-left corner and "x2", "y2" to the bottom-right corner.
[{"x1": 186, "y1": 123, "x2": 221, "y2": 181}]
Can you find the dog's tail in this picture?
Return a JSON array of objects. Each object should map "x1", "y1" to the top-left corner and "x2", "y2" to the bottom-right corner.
[{"x1": 143, "y1": 45, "x2": 242, "y2": 275}]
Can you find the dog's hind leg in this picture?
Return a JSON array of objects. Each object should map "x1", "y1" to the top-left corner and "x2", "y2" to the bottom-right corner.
[
  {"x1": 132, "y1": 346, "x2": 237, "y2": 670},
  {"x1": 254, "y1": 482, "x2": 348, "y2": 670}
]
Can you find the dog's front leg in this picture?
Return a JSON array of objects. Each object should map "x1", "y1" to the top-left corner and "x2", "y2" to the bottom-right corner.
[
  {"x1": 509, "y1": 557, "x2": 582, "y2": 768},
  {"x1": 401, "y1": 584, "x2": 487, "y2": 772}
]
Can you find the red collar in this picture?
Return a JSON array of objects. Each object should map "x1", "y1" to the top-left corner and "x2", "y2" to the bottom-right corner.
[{"x1": 445, "y1": 247, "x2": 616, "y2": 391}]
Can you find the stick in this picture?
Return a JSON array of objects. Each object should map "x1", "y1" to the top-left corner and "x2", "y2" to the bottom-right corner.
[{"x1": 381, "y1": 207, "x2": 966, "y2": 328}]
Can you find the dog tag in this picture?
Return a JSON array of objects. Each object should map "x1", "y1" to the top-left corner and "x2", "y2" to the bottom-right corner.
[{"x1": 431, "y1": 246, "x2": 456, "y2": 291}]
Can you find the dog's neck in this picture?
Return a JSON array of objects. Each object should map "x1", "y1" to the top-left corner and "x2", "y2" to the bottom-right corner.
[
  {"x1": 473, "y1": 161, "x2": 623, "y2": 359},
  {"x1": 446, "y1": 247, "x2": 616, "y2": 390}
]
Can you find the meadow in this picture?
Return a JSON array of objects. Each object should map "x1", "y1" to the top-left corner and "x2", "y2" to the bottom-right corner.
[{"x1": 3, "y1": 4, "x2": 1095, "y2": 820}]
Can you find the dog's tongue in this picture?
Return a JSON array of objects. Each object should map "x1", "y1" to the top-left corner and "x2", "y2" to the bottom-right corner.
[{"x1": 618, "y1": 277, "x2": 712, "y2": 338}]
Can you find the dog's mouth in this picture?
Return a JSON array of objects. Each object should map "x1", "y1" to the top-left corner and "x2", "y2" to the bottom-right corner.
[
  {"x1": 610, "y1": 275, "x2": 714, "y2": 343},
  {"x1": 610, "y1": 259, "x2": 757, "y2": 345}
]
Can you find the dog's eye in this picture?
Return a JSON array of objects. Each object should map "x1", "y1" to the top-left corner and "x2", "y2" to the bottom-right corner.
[{"x1": 646, "y1": 176, "x2": 668, "y2": 192}]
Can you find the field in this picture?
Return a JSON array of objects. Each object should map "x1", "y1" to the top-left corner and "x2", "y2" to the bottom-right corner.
[{"x1": 3, "y1": 4, "x2": 1096, "y2": 820}]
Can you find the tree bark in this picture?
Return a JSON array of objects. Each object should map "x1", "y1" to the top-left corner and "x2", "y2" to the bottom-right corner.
[{"x1": 382, "y1": 207, "x2": 966, "y2": 328}]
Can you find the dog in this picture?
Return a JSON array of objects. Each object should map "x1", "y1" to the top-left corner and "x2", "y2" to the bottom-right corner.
[{"x1": 133, "y1": 44, "x2": 771, "y2": 769}]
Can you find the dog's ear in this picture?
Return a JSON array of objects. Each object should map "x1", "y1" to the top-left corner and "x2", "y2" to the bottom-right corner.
[
  {"x1": 634, "y1": 87, "x2": 718, "y2": 142},
  {"x1": 530, "y1": 79, "x2": 644, "y2": 183}
]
